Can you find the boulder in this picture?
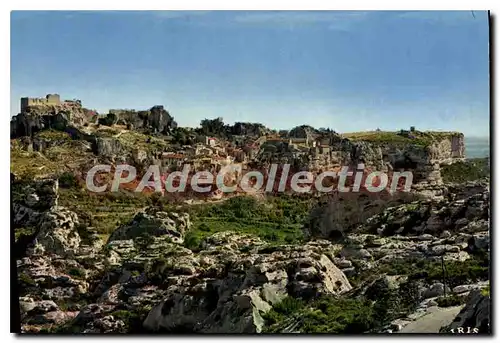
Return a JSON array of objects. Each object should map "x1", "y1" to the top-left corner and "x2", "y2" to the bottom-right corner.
[
  {"x1": 107, "y1": 208, "x2": 191, "y2": 244},
  {"x1": 34, "y1": 207, "x2": 81, "y2": 257},
  {"x1": 422, "y1": 283, "x2": 450, "y2": 299},
  {"x1": 468, "y1": 234, "x2": 489, "y2": 252}
]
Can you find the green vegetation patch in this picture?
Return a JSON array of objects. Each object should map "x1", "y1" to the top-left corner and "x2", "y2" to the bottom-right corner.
[
  {"x1": 182, "y1": 195, "x2": 311, "y2": 250},
  {"x1": 343, "y1": 130, "x2": 461, "y2": 147},
  {"x1": 110, "y1": 307, "x2": 152, "y2": 333},
  {"x1": 18, "y1": 273, "x2": 36, "y2": 287},
  {"x1": 11, "y1": 137, "x2": 94, "y2": 180},
  {"x1": 58, "y1": 188, "x2": 152, "y2": 234},
  {"x1": 263, "y1": 296, "x2": 376, "y2": 333},
  {"x1": 68, "y1": 268, "x2": 86, "y2": 280},
  {"x1": 441, "y1": 158, "x2": 490, "y2": 183},
  {"x1": 436, "y1": 294, "x2": 467, "y2": 307},
  {"x1": 15, "y1": 227, "x2": 36, "y2": 243},
  {"x1": 58, "y1": 171, "x2": 80, "y2": 189},
  {"x1": 350, "y1": 253, "x2": 489, "y2": 288},
  {"x1": 262, "y1": 287, "x2": 420, "y2": 334},
  {"x1": 481, "y1": 284, "x2": 490, "y2": 297}
]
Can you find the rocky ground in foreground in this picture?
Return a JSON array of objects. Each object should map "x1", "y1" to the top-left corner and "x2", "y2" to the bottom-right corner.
[{"x1": 12, "y1": 173, "x2": 490, "y2": 334}]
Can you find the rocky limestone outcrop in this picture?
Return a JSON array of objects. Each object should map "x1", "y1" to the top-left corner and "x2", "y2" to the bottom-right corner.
[
  {"x1": 229, "y1": 122, "x2": 270, "y2": 137},
  {"x1": 31, "y1": 208, "x2": 82, "y2": 257},
  {"x1": 12, "y1": 177, "x2": 59, "y2": 228},
  {"x1": 33, "y1": 232, "x2": 352, "y2": 334},
  {"x1": 288, "y1": 125, "x2": 317, "y2": 140},
  {"x1": 107, "y1": 209, "x2": 191, "y2": 244},
  {"x1": 359, "y1": 186, "x2": 489, "y2": 238},
  {"x1": 346, "y1": 135, "x2": 464, "y2": 185},
  {"x1": 139, "y1": 235, "x2": 352, "y2": 333},
  {"x1": 13, "y1": 173, "x2": 489, "y2": 334},
  {"x1": 14, "y1": 130, "x2": 74, "y2": 153},
  {"x1": 306, "y1": 132, "x2": 466, "y2": 187},
  {"x1": 306, "y1": 180, "x2": 489, "y2": 241},
  {"x1": 93, "y1": 137, "x2": 128, "y2": 161},
  {"x1": 102, "y1": 105, "x2": 177, "y2": 135},
  {"x1": 11, "y1": 105, "x2": 94, "y2": 138},
  {"x1": 148, "y1": 105, "x2": 177, "y2": 134}
]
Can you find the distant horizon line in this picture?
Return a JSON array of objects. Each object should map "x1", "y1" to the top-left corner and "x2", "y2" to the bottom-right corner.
[
  {"x1": 8, "y1": 113, "x2": 490, "y2": 139},
  {"x1": 10, "y1": 95, "x2": 490, "y2": 138}
]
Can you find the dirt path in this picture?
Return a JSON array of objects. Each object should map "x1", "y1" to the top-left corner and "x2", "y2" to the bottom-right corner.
[{"x1": 399, "y1": 306, "x2": 463, "y2": 333}]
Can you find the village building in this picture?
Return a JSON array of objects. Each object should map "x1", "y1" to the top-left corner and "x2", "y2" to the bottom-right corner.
[
  {"x1": 197, "y1": 135, "x2": 217, "y2": 146},
  {"x1": 288, "y1": 137, "x2": 309, "y2": 146},
  {"x1": 161, "y1": 152, "x2": 185, "y2": 169}
]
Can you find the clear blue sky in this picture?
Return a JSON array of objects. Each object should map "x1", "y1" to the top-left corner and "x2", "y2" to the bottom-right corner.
[{"x1": 11, "y1": 10, "x2": 490, "y2": 137}]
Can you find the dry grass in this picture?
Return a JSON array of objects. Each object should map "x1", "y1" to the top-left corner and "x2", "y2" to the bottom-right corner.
[
  {"x1": 11, "y1": 139, "x2": 94, "y2": 180},
  {"x1": 342, "y1": 130, "x2": 461, "y2": 147}
]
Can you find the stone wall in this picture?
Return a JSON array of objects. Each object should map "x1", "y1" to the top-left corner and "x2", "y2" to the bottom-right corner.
[{"x1": 20, "y1": 94, "x2": 62, "y2": 112}]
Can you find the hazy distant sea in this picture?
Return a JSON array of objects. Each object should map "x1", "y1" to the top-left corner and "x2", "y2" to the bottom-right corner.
[{"x1": 465, "y1": 137, "x2": 490, "y2": 159}]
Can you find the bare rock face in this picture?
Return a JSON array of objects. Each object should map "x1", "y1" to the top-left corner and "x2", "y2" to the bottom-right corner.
[
  {"x1": 429, "y1": 135, "x2": 466, "y2": 164},
  {"x1": 288, "y1": 125, "x2": 317, "y2": 139},
  {"x1": 351, "y1": 136, "x2": 464, "y2": 185},
  {"x1": 147, "y1": 105, "x2": 177, "y2": 134},
  {"x1": 41, "y1": 231, "x2": 351, "y2": 334},
  {"x1": 11, "y1": 111, "x2": 68, "y2": 138},
  {"x1": 33, "y1": 208, "x2": 82, "y2": 257},
  {"x1": 93, "y1": 137, "x2": 127, "y2": 159},
  {"x1": 10, "y1": 104, "x2": 94, "y2": 138},
  {"x1": 142, "y1": 235, "x2": 352, "y2": 333},
  {"x1": 307, "y1": 202, "x2": 347, "y2": 240},
  {"x1": 468, "y1": 234, "x2": 490, "y2": 252},
  {"x1": 12, "y1": 178, "x2": 59, "y2": 228},
  {"x1": 12, "y1": 177, "x2": 83, "y2": 258},
  {"x1": 102, "y1": 105, "x2": 177, "y2": 135},
  {"x1": 230, "y1": 122, "x2": 270, "y2": 137},
  {"x1": 338, "y1": 133, "x2": 465, "y2": 185}
]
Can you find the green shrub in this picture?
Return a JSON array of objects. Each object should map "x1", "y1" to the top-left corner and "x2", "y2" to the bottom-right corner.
[
  {"x1": 14, "y1": 226, "x2": 36, "y2": 242},
  {"x1": 58, "y1": 171, "x2": 79, "y2": 189},
  {"x1": 272, "y1": 297, "x2": 305, "y2": 315},
  {"x1": 264, "y1": 295, "x2": 379, "y2": 334},
  {"x1": 441, "y1": 158, "x2": 489, "y2": 183},
  {"x1": 262, "y1": 297, "x2": 305, "y2": 326},
  {"x1": 422, "y1": 257, "x2": 489, "y2": 287},
  {"x1": 481, "y1": 284, "x2": 490, "y2": 296},
  {"x1": 19, "y1": 273, "x2": 36, "y2": 287},
  {"x1": 183, "y1": 232, "x2": 202, "y2": 251},
  {"x1": 68, "y1": 268, "x2": 86, "y2": 279},
  {"x1": 436, "y1": 295, "x2": 466, "y2": 307},
  {"x1": 263, "y1": 231, "x2": 279, "y2": 242},
  {"x1": 181, "y1": 195, "x2": 307, "y2": 248},
  {"x1": 111, "y1": 310, "x2": 134, "y2": 320},
  {"x1": 198, "y1": 223, "x2": 211, "y2": 232},
  {"x1": 301, "y1": 297, "x2": 375, "y2": 334},
  {"x1": 351, "y1": 255, "x2": 489, "y2": 297}
]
